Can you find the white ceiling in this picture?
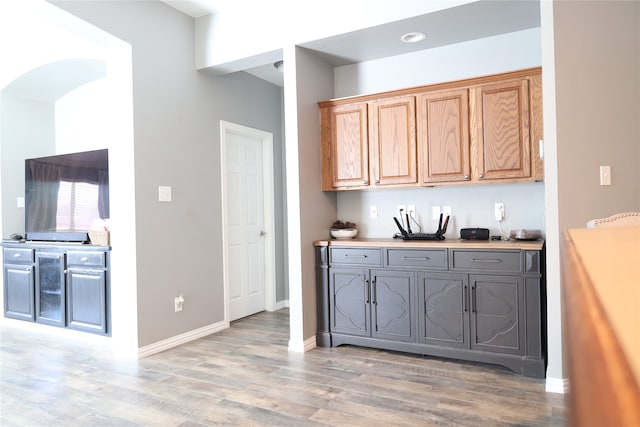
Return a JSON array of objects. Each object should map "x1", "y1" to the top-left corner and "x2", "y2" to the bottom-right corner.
[{"x1": 164, "y1": 1, "x2": 541, "y2": 88}]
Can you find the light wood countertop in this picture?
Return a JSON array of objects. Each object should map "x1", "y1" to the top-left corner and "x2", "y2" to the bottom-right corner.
[
  {"x1": 314, "y1": 237, "x2": 544, "y2": 251},
  {"x1": 563, "y1": 227, "x2": 640, "y2": 426}
]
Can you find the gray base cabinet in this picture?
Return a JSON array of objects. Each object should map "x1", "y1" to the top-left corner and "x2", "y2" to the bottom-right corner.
[
  {"x1": 316, "y1": 243, "x2": 546, "y2": 378},
  {"x1": 330, "y1": 267, "x2": 416, "y2": 342},
  {"x1": 35, "y1": 251, "x2": 66, "y2": 327},
  {"x1": 2, "y1": 242, "x2": 111, "y2": 336},
  {"x1": 3, "y1": 248, "x2": 35, "y2": 321}
]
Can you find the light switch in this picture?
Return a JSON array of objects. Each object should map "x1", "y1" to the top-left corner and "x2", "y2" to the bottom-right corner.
[
  {"x1": 17, "y1": 196, "x2": 24, "y2": 208},
  {"x1": 600, "y1": 166, "x2": 611, "y2": 186},
  {"x1": 158, "y1": 185, "x2": 172, "y2": 202}
]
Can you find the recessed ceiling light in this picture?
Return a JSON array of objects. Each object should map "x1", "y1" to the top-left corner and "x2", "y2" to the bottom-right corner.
[{"x1": 400, "y1": 32, "x2": 427, "y2": 44}]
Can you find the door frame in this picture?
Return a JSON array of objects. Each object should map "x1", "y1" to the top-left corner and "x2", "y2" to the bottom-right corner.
[{"x1": 220, "y1": 120, "x2": 276, "y2": 323}]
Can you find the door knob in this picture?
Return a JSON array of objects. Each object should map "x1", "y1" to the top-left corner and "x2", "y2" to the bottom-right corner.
[{"x1": 259, "y1": 230, "x2": 266, "y2": 236}]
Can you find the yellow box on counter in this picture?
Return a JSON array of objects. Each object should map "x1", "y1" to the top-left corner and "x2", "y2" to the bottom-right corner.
[{"x1": 88, "y1": 230, "x2": 110, "y2": 246}]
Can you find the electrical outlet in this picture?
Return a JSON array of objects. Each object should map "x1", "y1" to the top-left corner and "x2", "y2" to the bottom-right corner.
[
  {"x1": 396, "y1": 205, "x2": 406, "y2": 219},
  {"x1": 407, "y1": 205, "x2": 416, "y2": 218},
  {"x1": 174, "y1": 294, "x2": 184, "y2": 312},
  {"x1": 495, "y1": 203, "x2": 505, "y2": 221},
  {"x1": 442, "y1": 206, "x2": 452, "y2": 217},
  {"x1": 432, "y1": 206, "x2": 441, "y2": 220},
  {"x1": 370, "y1": 205, "x2": 378, "y2": 219}
]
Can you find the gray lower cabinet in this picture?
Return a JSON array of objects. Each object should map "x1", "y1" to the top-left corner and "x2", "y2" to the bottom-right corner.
[
  {"x1": 3, "y1": 248, "x2": 36, "y2": 321},
  {"x1": 316, "y1": 244, "x2": 545, "y2": 378},
  {"x1": 469, "y1": 274, "x2": 524, "y2": 355},
  {"x1": 66, "y1": 250, "x2": 108, "y2": 334},
  {"x1": 418, "y1": 271, "x2": 468, "y2": 348},
  {"x1": 2, "y1": 243, "x2": 111, "y2": 336},
  {"x1": 35, "y1": 251, "x2": 66, "y2": 327},
  {"x1": 419, "y1": 272, "x2": 524, "y2": 354},
  {"x1": 330, "y1": 267, "x2": 416, "y2": 342}
]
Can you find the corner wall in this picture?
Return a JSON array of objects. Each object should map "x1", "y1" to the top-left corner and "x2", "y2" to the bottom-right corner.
[
  {"x1": 542, "y1": 0, "x2": 640, "y2": 389},
  {"x1": 54, "y1": 0, "x2": 285, "y2": 348}
]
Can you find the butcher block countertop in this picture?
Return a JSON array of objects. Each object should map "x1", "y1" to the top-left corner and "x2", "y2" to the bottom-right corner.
[
  {"x1": 314, "y1": 237, "x2": 544, "y2": 251},
  {"x1": 563, "y1": 227, "x2": 640, "y2": 427}
]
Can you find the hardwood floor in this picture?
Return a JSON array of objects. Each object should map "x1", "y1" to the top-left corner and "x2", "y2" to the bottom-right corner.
[{"x1": 0, "y1": 309, "x2": 566, "y2": 426}]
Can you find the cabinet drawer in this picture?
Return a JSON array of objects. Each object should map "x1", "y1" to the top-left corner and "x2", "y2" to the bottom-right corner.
[
  {"x1": 3, "y1": 248, "x2": 34, "y2": 264},
  {"x1": 386, "y1": 248, "x2": 447, "y2": 269},
  {"x1": 451, "y1": 250, "x2": 522, "y2": 273},
  {"x1": 67, "y1": 251, "x2": 106, "y2": 268},
  {"x1": 329, "y1": 247, "x2": 382, "y2": 266}
]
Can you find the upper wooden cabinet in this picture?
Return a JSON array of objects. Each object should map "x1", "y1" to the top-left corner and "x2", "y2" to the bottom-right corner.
[
  {"x1": 417, "y1": 88, "x2": 470, "y2": 184},
  {"x1": 321, "y1": 102, "x2": 369, "y2": 190},
  {"x1": 319, "y1": 67, "x2": 543, "y2": 191},
  {"x1": 368, "y1": 95, "x2": 417, "y2": 186},
  {"x1": 471, "y1": 78, "x2": 531, "y2": 181}
]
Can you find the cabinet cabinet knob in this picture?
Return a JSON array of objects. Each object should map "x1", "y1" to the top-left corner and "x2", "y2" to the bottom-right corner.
[
  {"x1": 363, "y1": 180, "x2": 368, "y2": 185},
  {"x1": 13, "y1": 253, "x2": 20, "y2": 258},
  {"x1": 80, "y1": 257, "x2": 88, "y2": 262},
  {"x1": 479, "y1": 173, "x2": 484, "y2": 178},
  {"x1": 464, "y1": 175, "x2": 469, "y2": 180}
]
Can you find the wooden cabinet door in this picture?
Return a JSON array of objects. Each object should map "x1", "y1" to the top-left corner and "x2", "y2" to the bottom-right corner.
[
  {"x1": 418, "y1": 272, "x2": 469, "y2": 349},
  {"x1": 371, "y1": 270, "x2": 415, "y2": 342},
  {"x1": 469, "y1": 274, "x2": 524, "y2": 355},
  {"x1": 321, "y1": 103, "x2": 369, "y2": 190},
  {"x1": 417, "y1": 88, "x2": 470, "y2": 184},
  {"x1": 471, "y1": 78, "x2": 531, "y2": 181},
  {"x1": 3, "y1": 264, "x2": 35, "y2": 321},
  {"x1": 67, "y1": 269, "x2": 107, "y2": 334},
  {"x1": 368, "y1": 96, "x2": 417, "y2": 186},
  {"x1": 329, "y1": 267, "x2": 370, "y2": 337}
]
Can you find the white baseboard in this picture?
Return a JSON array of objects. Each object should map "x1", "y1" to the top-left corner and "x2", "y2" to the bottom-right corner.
[
  {"x1": 272, "y1": 300, "x2": 289, "y2": 311},
  {"x1": 545, "y1": 376, "x2": 569, "y2": 394},
  {"x1": 288, "y1": 335, "x2": 317, "y2": 353},
  {"x1": 137, "y1": 320, "x2": 228, "y2": 358}
]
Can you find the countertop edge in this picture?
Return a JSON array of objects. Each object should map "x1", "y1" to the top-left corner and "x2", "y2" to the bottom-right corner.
[{"x1": 314, "y1": 238, "x2": 544, "y2": 250}]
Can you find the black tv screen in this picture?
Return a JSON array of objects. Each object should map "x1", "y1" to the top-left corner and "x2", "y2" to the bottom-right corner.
[{"x1": 25, "y1": 149, "x2": 109, "y2": 242}]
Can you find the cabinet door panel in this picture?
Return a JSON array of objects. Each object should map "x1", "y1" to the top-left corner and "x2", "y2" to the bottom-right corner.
[
  {"x1": 35, "y1": 252, "x2": 65, "y2": 327},
  {"x1": 418, "y1": 89, "x2": 470, "y2": 183},
  {"x1": 470, "y1": 275, "x2": 524, "y2": 355},
  {"x1": 419, "y1": 272, "x2": 468, "y2": 348},
  {"x1": 371, "y1": 270, "x2": 415, "y2": 342},
  {"x1": 325, "y1": 103, "x2": 369, "y2": 189},
  {"x1": 330, "y1": 268, "x2": 369, "y2": 336},
  {"x1": 67, "y1": 269, "x2": 107, "y2": 334},
  {"x1": 369, "y1": 96, "x2": 416, "y2": 186},
  {"x1": 3, "y1": 265, "x2": 35, "y2": 321},
  {"x1": 473, "y1": 79, "x2": 531, "y2": 180}
]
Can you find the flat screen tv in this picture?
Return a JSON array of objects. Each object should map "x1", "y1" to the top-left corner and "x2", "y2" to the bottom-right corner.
[{"x1": 25, "y1": 149, "x2": 109, "y2": 242}]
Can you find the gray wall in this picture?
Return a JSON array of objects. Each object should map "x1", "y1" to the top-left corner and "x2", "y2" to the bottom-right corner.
[
  {"x1": 54, "y1": 0, "x2": 285, "y2": 347},
  {"x1": 292, "y1": 47, "x2": 337, "y2": 342},
  {"x1": 554, "y1": 1, "x2": 640, "y2": 226},
  {"x1": 541, "y1": 0, "x2": 640, "y2": 384}
]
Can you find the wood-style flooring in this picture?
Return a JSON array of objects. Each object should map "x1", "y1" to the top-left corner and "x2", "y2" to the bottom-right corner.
[{"x1": 0, "y1": 309, "x2": 566, "y2": 426}]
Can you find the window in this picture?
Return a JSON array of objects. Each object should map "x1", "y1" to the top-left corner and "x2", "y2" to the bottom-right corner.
[{"x1": 56, "y1": 181, "x2": 101, "y2": 231}]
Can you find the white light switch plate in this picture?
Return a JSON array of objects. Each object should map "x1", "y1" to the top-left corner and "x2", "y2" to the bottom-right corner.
[
  {"x1": 158, "y1": 185, "x2": 172, "y2": 202},
  {"x1": 600, "y1": 166, "x2": 611, "y2": 186}
]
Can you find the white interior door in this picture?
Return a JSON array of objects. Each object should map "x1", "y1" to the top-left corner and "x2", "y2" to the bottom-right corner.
[{"x1": 221, "y1": 121, "x2": 275, "y2": 322}]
